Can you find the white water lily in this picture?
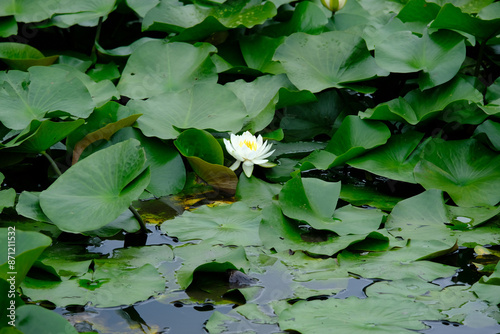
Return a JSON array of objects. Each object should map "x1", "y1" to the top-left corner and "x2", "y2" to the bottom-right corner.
[
  {"x1": 321, "y1": 0, "x2": 346, "y2": 12},
  {"x1": 224, "y1": 131, "x2": 276, "y2": 177}
]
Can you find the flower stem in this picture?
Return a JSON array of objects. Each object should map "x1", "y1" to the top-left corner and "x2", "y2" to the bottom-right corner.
[
  {"x1": 129, "y1": 205, "x2": 148, "y2": 234},
  {"x1": 41, "y1": 151, "x2": 62, "y2": 177}
]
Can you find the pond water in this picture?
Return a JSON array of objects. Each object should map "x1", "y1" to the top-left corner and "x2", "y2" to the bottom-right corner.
[{"x1": 47, "y1": 211, "x2": 500, "y2": 334}]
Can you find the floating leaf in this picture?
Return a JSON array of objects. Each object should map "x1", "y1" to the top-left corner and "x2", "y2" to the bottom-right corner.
[
  {"x1": 301, "y1": 116, "x2": 391, "y2": 170},
  {"x1": 161, "y1": 202, "x2": 261, "y2": 247},
  {"x1": 474, "y1": 119, "x2": 500, "y2": 151},
  {"x1": 15, "y1": 191, "x2": 50, "y2": 222},
  {"x1": 0, "y1": 229, "x2": 52, "y2": 287},
  {"x1": 274, "y1": 31, "x2": 387, "y2": 93},
  {"x1": 359, "y1": 77, "x2": 483, "y2": 125},
  {"x1": 235, "y1": 174, "x2": 281, "y2": 208},
  {"x1": 4, "y1": 119, "x2": 84, "y2": 154},
  {"x1": 414, "y1": 139, "x2": 500, "y2": 206},
  {"x1": 430, "y1": 3, "x2": 500, "y2": 42},
  {"x1": 117, "y1": 40, "x2": 217, "y2": 99},
  {"x1": 375, "y1": 29, "x2": 466, "y2": 89},
  {"x1": 39, "y1": 139, "x2": 150, "y2": 232},
  {"x1": 279, "y1": 172, "x2": 341, "y2": 230},
  {"x1": 72, "y1": 114, "x2": 141, "y2": 164},
  {"x1": 279, "y1": 297, "x2": 441, "y2": 334},
  {"x1": 0, "y1": 66, "x2": 94, "y2": 130},
  {"x1": 175, "y1": 129, "x2": 236, "y2": 194},
  {"x1": 240, "y1": 35, "x2": 285, "y2": 74},
  {"x1": 128, "y1": 83, "x2": 247, "y2": 139},
  {"x1": 22, "y1": 262, "x2": 164, "y2": 308},
  {"x1": 0, "y1": 42, "x2": 58, "y2": 70},
  {"x1": 348, "y1": 131, "x2": 425, "y2": 183},
  {"x1": 15, "y1": 305, "x2": 78, "y2": 334},
  {"x1": 174, "y1": 243, "x2": 250, "y2": 289}
]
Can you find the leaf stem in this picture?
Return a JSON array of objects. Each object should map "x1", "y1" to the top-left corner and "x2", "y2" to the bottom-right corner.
[
  {"x1": 129, "y1": 205, "x2": 148, "y2": 234},
  {"x1": 91, "y1": 16, "x2": 104, "y2": 61},
  {"x1": 42, "y1": 151, "x2": 62, "y2": 177}
]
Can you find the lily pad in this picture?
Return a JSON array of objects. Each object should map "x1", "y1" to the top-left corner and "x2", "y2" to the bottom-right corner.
[
  {"x1": 22, "y1": 262, "x2": 164, "y2": 308},
  {"x1": 359, "y1": 77, "x2": 483, "y2": 125},
  {"x1": 274, "y1": 31, "x2": 388, "y2": 93},
  {"x1": 128, "y1": 83, "x2": 247, "y2": 140},
  {"x1": 375, "y1": 29, "x2": 466, "y2": 90},
  {"x1": 0, "y1": 66, "x2": 94, "y2": 130},
  {"x1": 347, "y1": 131, "x2": 425, "y2": 183},
  {"x1": 39, "y1": 139, "x2": 150, "y2": 232},
  {"x1": 279, "y1": 297, "x2": 441, "y2": 334},
  {"x1": 161, "y1": 202, "x2": 262, "y2": 246},
  {"x1": 16, "y1": 305, "x2": 78, "y2": 334},
  {"x1": 235, "y1": 174, "x2": 281, "y2": 208},
  {"x1": 279, "y1": 172, "x2": 341, "y2": 230},
  {"x1": 0, "y1": 229, "x2": 52, "y2": 287},
  {"x1": 414, "y1": 139, "x2": 500, "y2": 206},
  {"x1": 174, "y1": 242, "x2": 251, "y2": 289},
  {"x1": 0, "y1": 42, "x2": 58, "y2": 71},
  {"x1": 301, "y1": 116, "x2": 391, "y2": 170},
  {"x1": 117, "y1": 40, "x2": 217, "y2": 99},
  {"x1": 474, "y1": 119, "x2": 500, "y2": 151},
  {"x1": 4, "y1": 119, "x2": 84, "y2": 154}
]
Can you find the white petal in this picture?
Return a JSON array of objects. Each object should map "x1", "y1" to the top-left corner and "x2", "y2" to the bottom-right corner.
[
  {"x1": 258, "y1": 149, "x2": 275, "y2": 160},
  {"x1": 256, "y1": 135, "x2": 263, "y2": 146},
  {"x1": 252, "y1": 159, "x2": 268, "y2": 165},
  {"x1": 229, "y1": 160, "x2": 241, "y2": 170},
  {"x1": 242, "y1": 162, "x2": 254, "y2": 177}
]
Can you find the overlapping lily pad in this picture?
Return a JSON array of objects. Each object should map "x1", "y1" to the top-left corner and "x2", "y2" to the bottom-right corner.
[
  {"x1": 39, "y1": 139, "x2": 150, "y2": 232},
  {"x1": 274, "y1": 31, "x2": 388, "y2": 93}
]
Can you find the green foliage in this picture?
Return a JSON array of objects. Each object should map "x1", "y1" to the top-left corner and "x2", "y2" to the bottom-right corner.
[{"x1": 1, "y1": 0, "x2": 500, "y2": 332}]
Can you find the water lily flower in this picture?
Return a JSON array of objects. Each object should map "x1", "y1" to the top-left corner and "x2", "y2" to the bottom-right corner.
[
  {"x1": 224, "y1": 131, "x2": 276, "y2": 177},
  {"x1": 321, "y1": 0, "x2": 346, "y2": 12}
]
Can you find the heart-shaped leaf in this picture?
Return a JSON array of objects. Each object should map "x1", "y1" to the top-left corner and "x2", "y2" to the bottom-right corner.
[
  {"x1": 414, "y1": 139, "x2": 500, "y2": 207},
  {"x1": 39, "y1": 139, "x2": 151, "y2": 232},
  {"x1": 274, "y1": 31, "x2": 388, "y2": 93},
  {"x1": 375, "y1": 29, "x2": 466, "y2": 90},
  {"x1": 117, "y1": 40, "x2": 217, "y2": 99},
  {"x1": 128, "y1": 83, "x2": 247, "y2": 139},
  {"x1": 0, "y1": 66, "x2": 94, "y2": 130}
]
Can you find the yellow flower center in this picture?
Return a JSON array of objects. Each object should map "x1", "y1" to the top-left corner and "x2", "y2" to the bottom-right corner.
[{"x1": 240, "y1": 139, "x2": 257, "y2": 151}]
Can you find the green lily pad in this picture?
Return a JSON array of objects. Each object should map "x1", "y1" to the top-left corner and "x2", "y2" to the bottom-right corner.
[
  {"x1": 240, "y1": 35, "x2": 285, "y2": 74},
  {"x1": 0, "y1": 66, "x2": 94, "y2": 130},
  {"x1": 347, "y1": 131, "x2": 425, "y2": 183},
  {"x1": 396, "y1": 0, "x2": 440, "y2": 34},
  {"x1": 375, "y1": 29, "x2": 466, "y2": 90},
  {"x1": 175, "y1": 129, "x2": 223, "y2": 165},
  {"x1": 331, "y1": 205, "x2": 386, "y2": 236},
  {"x1": 161, "y1": 202, "x2": 262, "y2": 246},
  {"x1": 16, "y1": 191, "x2": 50, "y2": 222},
  {"x1": 225, "y1": 74, "x2": 287, "y2": 132},
  {"x1": 175, "y1": 129, "x2": 236, "y2": 194},
  {"x1": 274, "y1": 31, "x2": 387, "y2": 93},
  {"x1": 0, "y1": 229, "x2": 52, "y2": 287},
  {"x1": 414, "y1": 139, "x2": 500, "y2": 206},
  {"x1": 278, "y1": 297, "x2": 441, "y2": 334},
  {"x1": 430, "y1": 3, "x2": 500, "y2": 42},
  {"x1": 0, "y1": 42, "x2": 58, "y2": 71},
  {"x1": 22, "y1": 262, "x2": 164, "y2": 308},
  {"x1": 280, "y1": 90, "x2": 344, "y2": 142},
  {"x1": 48, "y1": 0, "x2": 117, "y2": 28},
  {"x1": 0, "y1": 16, "x2": 17, "y2": 38},
  {"x1": 474, "y1": 119, "x2": 500, "y2": 151},
  {"x1": 142, "y1": 0, "x2": 277, "y2": 38},
  {"x1": 301, "y1": 116, "x2": 391, "y2": 170},
  {"x1": 16, "y1": 305, "x2": 78, "y2": 334},
  {"x1": 0, "y1": 188, "x2": 16, "y2": 214},
  {"x1": 260, "y1": 204, "x2": 380, "y2": 256},
  {"x1": 359, "y1": 77, "x2": 483, "y2": 125},
  {"x1": 4, "y1": 119, "x2": 84, "y2": 153},
  {"x1": 39, "y1": 139, "x2": 150, "y2": 232},
  {"x1": 117, "y1": 40, "x2": 217, "y2": 99},
  {"x1": 174, "y1": 242, "x2": 250, "y2": 289},
  {"x1": 339, "y1": 183, "x2": 404, "y2": 211},
  {"x1": 279, "y1": 172, "x2": 341, "y2": 230},
  {"x1": 338, "y1": 241, "x2": 458, "y2": 281},
  {"x1": 128, "y1": 83, "x2": 247, "y2": 140},
  {"x1": 235, "y1": 174, "x2": 281, "y2": 208}
]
